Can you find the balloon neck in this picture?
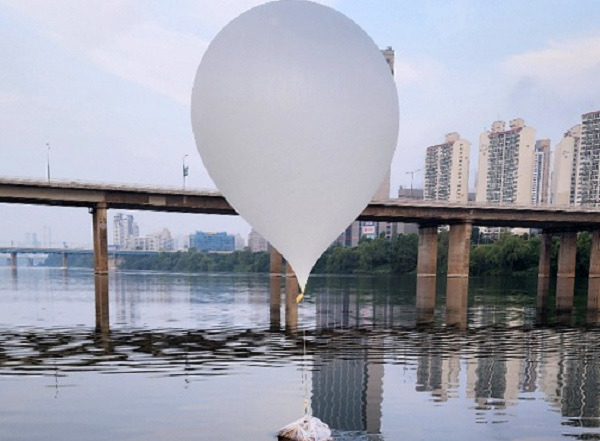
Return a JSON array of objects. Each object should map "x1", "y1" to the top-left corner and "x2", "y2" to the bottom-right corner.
[{"x1": 296, "y1": 290, "x2": 304, "y2": 303}]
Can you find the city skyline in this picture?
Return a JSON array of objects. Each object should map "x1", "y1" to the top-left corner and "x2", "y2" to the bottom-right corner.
[{"x1": 1, "y1": 1, "x2": 600, "y2": 245}]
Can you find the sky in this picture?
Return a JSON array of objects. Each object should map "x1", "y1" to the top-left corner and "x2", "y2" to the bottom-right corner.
[{"x1": 1, "y1": 0, "x2": 600, "y2": 248}]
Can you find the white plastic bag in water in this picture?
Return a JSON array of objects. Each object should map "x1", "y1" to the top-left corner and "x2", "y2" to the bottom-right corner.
[{"x1": 277, "y1": 415, "x2": 332, "y2": 441}]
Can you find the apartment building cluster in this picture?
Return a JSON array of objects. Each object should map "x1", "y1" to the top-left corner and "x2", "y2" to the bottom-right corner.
[
  {"x1": 424, "y1": 110, "x2": 600, "y2": 209},
  {"x1": 113, "y1": 213, "x2": 174, "y2": 252}
]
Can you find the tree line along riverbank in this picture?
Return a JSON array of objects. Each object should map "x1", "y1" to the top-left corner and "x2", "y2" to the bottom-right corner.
[{"x1": 41, "y1": 230, "x2": 595, "y2": 277}]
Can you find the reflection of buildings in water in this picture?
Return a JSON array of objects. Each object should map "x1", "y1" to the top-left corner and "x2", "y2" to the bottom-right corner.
[
  {"x1": 113, "y1": 272, "x2": 140, "y2": 326},
  {"x1": 416, "y1": 336, "x2": 460, "y2": 402},
  {"x1": 312, "y1": 346, "x2": 383, "y2": 434},
  {"x1": 414, "y1": 328, "x2": 600, "y2": 424},
  {"x1": 314, "y1": 281, "x2": 397, "y2": 330},
  {"x1": 311, "y1": 282, "x2": 386, "y2": 433},
  {"x1": 466, "y1": 357, "x2": 522, "y2": 409},
  {"x1": 539, "y1": 331, "x2": 600, "y2": 424}
]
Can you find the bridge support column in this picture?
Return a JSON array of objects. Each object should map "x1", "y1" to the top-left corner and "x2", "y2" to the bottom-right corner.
[
  {"x1": 270, "y1": 245, "x2": 282, "y2": 275},
  {"x1": 446, "y1": 222, "x2": 471, "y2": 328},
  {"x1": 269, "y1": 276, "x2": 282, "y2": 331},
  {"x1": 537, "y1": 232, "x2": 552, "y2": 309},
  {"x1": 10, "y1": 252, "x2": 17, "y2": 271},
  {"x1": 557, "y1": 232, "x2": 577, "y2": 310},
  {"x1": 416, "y1": 225, "x2": 437, "y2": 313},
  {"x1": 538, "y1": 232, "x2": 552, "y2": 278},
  {"x1": 284, "y1": 273, "x2": 298, "y2": 335},
  {"x1": 61, "y1": 253, "x2": 68, "y2": 270},
  {"x1": 447, "y1": 222, "x2": 471, "y2": 278},
  {"x1": 94, "y1": 274, "x2": 109, "y2": 333},
  {"x1": 588, "y1": 230, "x2": 600, "y2": 310},
  {"x1": 92, "y1": 202, "x2": 108, "y2": 275}
]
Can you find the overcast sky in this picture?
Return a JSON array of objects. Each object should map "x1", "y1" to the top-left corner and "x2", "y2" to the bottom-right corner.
[{"x1": 1, "y1": 0, "x2": 600, "y2": 248}]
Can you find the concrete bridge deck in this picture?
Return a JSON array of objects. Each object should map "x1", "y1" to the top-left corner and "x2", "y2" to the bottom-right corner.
[{"x1": 2, "y1": 176, "x2": 600, "y2": 229}]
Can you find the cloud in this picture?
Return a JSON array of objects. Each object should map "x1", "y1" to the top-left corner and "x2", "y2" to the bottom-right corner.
[
  {"x1": 2, "y1": 0, "x2": 208, "y2": 105},
  {"x1": 2, "y1": 0, "x2": 338, "y2": 105},
  {"x1": 90, "y1": 23, "x2": 208, "y2": 105},
  {"x1": 395, "y1": 55, "x2": 447, "y2": 89},
  {"x1": 504, "y1": 35, "x2": 600, "y2": 99}
]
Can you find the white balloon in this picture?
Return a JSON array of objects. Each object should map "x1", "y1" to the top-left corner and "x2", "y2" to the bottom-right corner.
[{"x1": 191, "y1": 0, "x2": 399, "y2": 291}]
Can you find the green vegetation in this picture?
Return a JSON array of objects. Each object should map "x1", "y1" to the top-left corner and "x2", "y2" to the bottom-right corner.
[
  {"x1": 40, "y1": 231, "x2": 595, "y2": 277},
  {"x1": 119, "y1": 249, "x2": 270, "y2": 273},
  {"x1": 41, "y1": 253, "x2": 93, "y2": 268}
]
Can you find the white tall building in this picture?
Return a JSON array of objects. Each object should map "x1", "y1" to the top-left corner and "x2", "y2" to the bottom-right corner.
[
  {"x1": 234, "y1": 234, "x2": 245, "y2": 251},
  {"x1": 476, "y1": 118, "x2": 536, "y2": 205},
  {"x1": 247, "y1": 229, "x2": 268, "y2": 252},
  {"x1": 424, "y1": 132, "x2": 470, "y2": 203},
  {"x1": 552, "y1": 125, "x2": 582, "y2": 207},
  {"x1": 576, "y1": 110, "x2": 600, "y2": 206},
  {"x1": 113, "y1": 213, "x2": 139, "y2": 249},
  {"x1": 127, "y1": 228, "x2": 174, "y2": 252},
  {"x1": 531, "y1": 139, "x2": 551, "y2": 206}
]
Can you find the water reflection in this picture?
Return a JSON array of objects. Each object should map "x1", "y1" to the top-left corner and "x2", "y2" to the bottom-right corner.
[{"x1": 1, "y1": 270, "x2": 600, "y2": 440}]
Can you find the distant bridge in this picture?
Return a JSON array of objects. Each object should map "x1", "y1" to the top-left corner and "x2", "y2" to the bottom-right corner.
[
  {"x1": 0, "y1": 246, "x2": 159, "y2": 269},
  {"x1": 0, "y1": 246, "x2": 159, "y2": 256}
]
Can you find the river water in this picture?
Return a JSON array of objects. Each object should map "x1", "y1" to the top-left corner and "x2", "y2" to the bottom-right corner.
[{"x1": 0, "y1": 267, "x2": 599, "y2": 440}]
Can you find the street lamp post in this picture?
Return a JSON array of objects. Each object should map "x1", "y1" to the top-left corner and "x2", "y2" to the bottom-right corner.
[
  {"x1": 46, "y1": 142, "x2": 51, "y2": 182},
  {"x1": 405, "y1": 168, "x2": 421, "y2": 197},
  {"x1": 182, "y1": 154, "x2": 189, "y2": 189}
]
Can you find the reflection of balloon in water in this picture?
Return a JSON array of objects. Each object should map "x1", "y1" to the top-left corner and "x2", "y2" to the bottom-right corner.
[{"x1": 191, "y1": 0, "x2": 398, "y2": 292}]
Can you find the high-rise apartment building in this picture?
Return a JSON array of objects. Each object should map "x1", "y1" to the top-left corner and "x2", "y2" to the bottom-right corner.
[
  {"x1": 576, "y1": 110, "x2": 600, "y2": 206},
  {"x1": 552, "y1": 125, "x2": 582, "y2": 206},
  {"x1": 113, "y1": 213, "x2": 139, "y2": 250},
  {"x1": 247, "y1": 228, "x2": 268, "y2": 252},
  {"x1": 424, "y1": 132, "x2": 470, "y2": 203},
  {"x1": 476, "y1": 118, "x2": 536, "y2": 205},
  {"x1": 531, "y1": 139, "x2": 551, "y2": 206}
]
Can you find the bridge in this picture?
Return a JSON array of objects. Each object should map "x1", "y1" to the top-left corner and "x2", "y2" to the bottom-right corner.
[
  {"x1": 0, "y1": 245, "x2": 159, "y2": 269},
  {"x1": 2, "y1": 176, "x2": 600, "y2": 321}
]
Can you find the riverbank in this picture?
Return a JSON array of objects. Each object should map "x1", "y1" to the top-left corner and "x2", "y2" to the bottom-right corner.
[{"x1": 40, "y1": 231, "x2": 596, "y2": 277}]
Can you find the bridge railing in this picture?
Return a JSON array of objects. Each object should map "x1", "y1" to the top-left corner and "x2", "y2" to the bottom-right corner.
[{"x1": 0, "y1": 176, "x2": 221, "y2": 196}]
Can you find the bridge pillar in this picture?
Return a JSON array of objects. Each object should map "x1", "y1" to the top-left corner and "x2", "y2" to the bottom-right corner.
[
  {"x1": 269, "y1": 245, "x2": 282, "y2": 275},
  {"x1": 94, "y1": 274, "x2": 109, "y2": 333},
  {"x1": 417, "y1": 226, "x2": 437, "y2": 277},
  {"x1": 284, "y1": 273, "x2": 298, "y2": 335},
  {"x1": 92, "y1": 202, "x2": 108, "y2": 275},
  {"x1": 269, "y1": 276, "x2": 282, "y2": 331},
  {"x1": 61, "y1": 253, "x2": 68, "y2": 270},
  {"x1": 557, "y1": 231, "x2": 577, "y2": 310},
  {"x1": 588, "y1": 230, "x2": 600, "y2": 310},
  {"x1": 538, "y1": 232, "x2": 552, "y2": 278},
  {"x1": 447, "y1": 222, "x2": 471, "y2": 278},
  {"x1": 537, "y1": 232, "x2": 552, "y2": 309},
  {"x1": 416, "y1": 225, "x2": 437, "y2": 313},
  {"x1": 446, "y1": 222, "x2": 471, "y2": 328},
  {"x1": 10, "y1": 252, "x2": 17, "y2": 270}
]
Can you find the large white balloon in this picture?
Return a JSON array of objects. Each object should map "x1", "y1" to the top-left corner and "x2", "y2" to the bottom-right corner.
[{"x1": 191, "y1": 0, "x2": 398, "y2": 291}]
